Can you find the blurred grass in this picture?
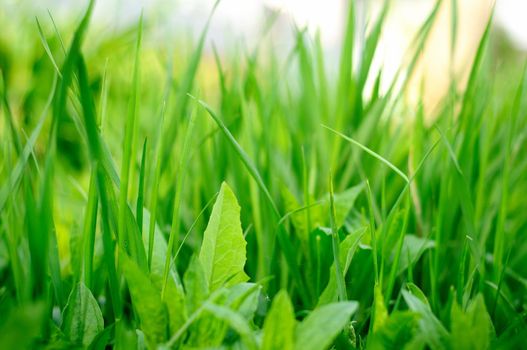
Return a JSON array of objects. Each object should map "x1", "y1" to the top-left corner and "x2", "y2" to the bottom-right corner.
[{"x1": 1, "y1": 0, "x2": 527, "y2": 348}]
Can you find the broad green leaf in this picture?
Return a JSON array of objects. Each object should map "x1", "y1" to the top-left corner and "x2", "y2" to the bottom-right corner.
[
  {"x1": 295, "y1": 301, "x2": 358, "y2": 350},
  {"x1": 402, "y1": 288, "x2": 449, "y2": 350},
  {"x1": 186, "y1": 293, "x2": 229, "y2": 348},
  {"x1": 62, "y1": 282, "x2": 104, "y2": 347},
  {"x1": 318, "y1": 228, "x2": 364, "y2": 305},
  {"x1": 262, "y1": 290, "x2": 296, "y2": 350},
  {"x1": 368, "y1": 311, "x2": 420, "y2": 350},
  {"x1": 121, "y1": 253, "x2": 168, "y2": 347},
  {"x1": 114, "y1": 320, "x2": 138, "y2": 350},
  {"x1": 88, "y1": 324, "x2": 114, "y2": 350},
  {"x1": 321, "y1": 183, "x2": 363, "y2": 228},
  {"x1": 203, "y1": 303, "x2": 258, "y2": 350},
  {"x1": 199, "y1": 182, "x2": 249, "y2": 291},
  {"x1": 398, "y1": 235, "x2": 435, "y2": 274},
  {"x1": 225, "y1": 283, "x2": 261, "y2": 321},
  {"x1": 406, "y1": 282, "x2": 431, "y2": 307},
  {"x1": 450, "y1": 294, "x2": 495, "y2": 349},
  {"x1": 187, "y1": 282, "x2": 261, "y2": 348}
]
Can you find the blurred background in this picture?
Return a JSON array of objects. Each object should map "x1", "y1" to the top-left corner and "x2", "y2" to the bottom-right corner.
[
  {"x1": 1, "y1": 0, "x2": 526, "y2": 112},
  {"x1": 3, "y1": 0, "x2": 527, "y2": 49}
]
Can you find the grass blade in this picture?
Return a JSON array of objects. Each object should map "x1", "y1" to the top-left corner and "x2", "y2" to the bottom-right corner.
[
  {"x1": 118, "y1": 14, "x2": 143, "y2": 255},
  {"x1": 162, "y1": 100, "x2": 198, "y2": 296},
  {"x1": 328, "y1": 173, "x2": 346, "y2": 302},
  {"x1": 136, "y1": 138, "x2": 147, "y2": 233},
  {"x1": 323, "y1": 124, "x2": 409, "y2": 183}
]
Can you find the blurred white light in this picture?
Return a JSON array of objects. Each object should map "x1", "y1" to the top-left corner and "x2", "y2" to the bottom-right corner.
[
  {"x1": 12, "y1": 0, "x2": 527, "y2": 53},
  {"x1": 495, "y1": 0, "x2": 527, "y2": 50}
]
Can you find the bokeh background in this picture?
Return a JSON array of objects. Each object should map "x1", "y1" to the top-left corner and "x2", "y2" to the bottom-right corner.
[{"x1": 1, "y1": 0, "x2": 526, "y2": 113}]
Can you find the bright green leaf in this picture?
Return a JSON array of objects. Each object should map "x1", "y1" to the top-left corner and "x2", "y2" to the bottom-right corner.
[
  {"x1": 398, "y1": 235, "x2": 435, "y2": 274},
  {"x1": 368, "y1": 311, "x2": 420, "y2": 350},
  {"x1": 295, "y1": 301, "x2": 358, "y2": 350},
  {"x1": 262, "y1": 290, "x2": 296, "y2": 350},
  {"x1": 318, "y1": 228, "x2": 365, "y2": 305},
  {"x1": 62, "y1": 282, "x2": 104, "y2": 347},
  {"x1": 199, "y1": 182, "x2": 249, "y2": 291},
  {"x1": 402, "y1": 288, "x2": 449, "y2": 350},
  {"x1": 322, "y1": 183, "x2": 363, "y2": 228},
  {"x1": 450, "y1": 294, "x2": 495, "y2": 349},
  {"x1": 121, "y1": 253, "x2": 168, "y2": 347}
]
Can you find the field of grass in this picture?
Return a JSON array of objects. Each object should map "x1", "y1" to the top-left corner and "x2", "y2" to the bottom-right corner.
[{"x1": 1, "y1": 0, "x2": 527, "y2": 348}]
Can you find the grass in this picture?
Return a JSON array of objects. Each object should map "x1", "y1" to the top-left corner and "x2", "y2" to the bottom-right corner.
[{"x1": 1, "y1": 0, "x2": 527, "y2": 348}]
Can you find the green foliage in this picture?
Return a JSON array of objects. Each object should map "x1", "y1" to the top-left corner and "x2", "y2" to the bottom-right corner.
[
  {"x1": 318, "y1": 227, "x2": 364, "y2": 305},
  {"x1": 403, "y1": 286, "x2": 450, "y2": 349},
  {"x1": 368, "y1": 311, "x2": 420, "y2": 349},
  {"x1": 295, "y1": 301, "x2": 358, "y2": 350},
  {"x1": 450, "y1": 294, "x2": 495, "y2": 349},
  {"x1": 262, "y1": 290, "x2": 296, "y2": 350},
  {"x1": 62, "y1": 282, "x2": 104, "y2": 347},
  {"x1": 121, "y1": 253, "x2": 168, "y2": 347},
  {"x1": 0, "y1": 303, "x2": 46, "y2": 349},
  {"x1": 199, "y1": 182, "x2": 249, "y2": 291},
  {"x1": 0, "y1": 0, "x2": 526, "y2": 348}
]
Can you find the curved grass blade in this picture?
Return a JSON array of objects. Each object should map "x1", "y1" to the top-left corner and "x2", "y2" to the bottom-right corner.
[
  {"x1": 118, "y1": 13, "x2": 143, "y2": 255},
  {"x1": 323, "y1": 124, "x2": 409, "y2": 183}
]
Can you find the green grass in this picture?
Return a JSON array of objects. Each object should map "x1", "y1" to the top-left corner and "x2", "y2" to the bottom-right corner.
[{"x1": 1, "y1": 0, "x2": 527, "y2": 348}]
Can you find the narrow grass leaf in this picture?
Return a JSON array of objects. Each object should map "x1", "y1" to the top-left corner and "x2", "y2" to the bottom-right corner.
[
  {"x1": 323, "y1": 124, "x2": 409, "y2": 183},
  {"x1": 329, "y1": 173, "x2": 346, "y2": 301}
]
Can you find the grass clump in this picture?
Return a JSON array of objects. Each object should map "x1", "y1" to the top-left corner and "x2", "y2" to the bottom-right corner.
[{"x1": 1, "y1": 0, "x2": 526, "y2": 348}]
